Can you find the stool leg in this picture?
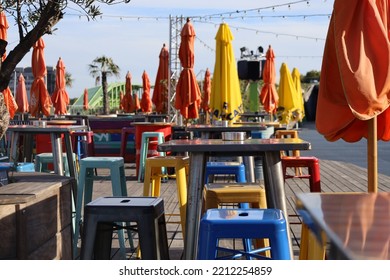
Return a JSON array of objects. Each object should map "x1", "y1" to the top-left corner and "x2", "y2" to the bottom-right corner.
[
  {"x1": 80, "y1": 211, "x2": 98, "y2": 260},
  {"x1": 175, "y1": 165, "x2": 187, "y2": 238},
  {"x1": 73, "y1": 165, "x2": 87, "y2": 259},
  {"x1": 309, "y1": 162, "x2": 321, "y2": 192},
  {"x1": 143, "y1": 160, "x2": 153, "y2": 196},
  {"x1": 93, "y1": 222, "x2": 114, "y2": 260}
]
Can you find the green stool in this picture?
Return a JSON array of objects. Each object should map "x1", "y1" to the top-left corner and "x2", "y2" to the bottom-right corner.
[
  {"x1": 73, "y1": 156, "x2": 133, "y2": 259},
  {"x1": 138, "y1": 132, "x2": 165, "y2": 182},
  {"x1": 35, "y1": 152, "x2": 76, "y2": 176}
]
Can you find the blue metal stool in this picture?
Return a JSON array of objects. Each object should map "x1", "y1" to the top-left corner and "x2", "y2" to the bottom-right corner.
[
  {"x1": 197, "y1": 208, "x2": 291, "y2": 260},
  {"x1": 204, "y1": 161, "x2": 246, "y2": 184},
  {"x1": 73, "y1": 156, "x2": 133, "y2": 259},
  {"x1": 138, "y1": 132, "x2": 165, "y2": 182}
]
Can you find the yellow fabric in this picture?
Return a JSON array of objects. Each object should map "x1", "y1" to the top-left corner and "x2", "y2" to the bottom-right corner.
[
  {"x1": 277, "y1": 63, "x2": 303, "y2": 124},
  {"x1": 291, "y1": 67, "x2": 305, "y2": 119},
  {"x1": 210, "y1": 23, "x2": 243, "y2": 122}
]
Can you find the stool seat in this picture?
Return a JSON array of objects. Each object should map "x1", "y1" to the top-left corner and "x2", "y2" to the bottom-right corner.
[
  {"x1": 80, "y1": 196, "x2": 169, "y2": 260},
  {"x1": 73, "y1": 156, "x2": 131, "y2": 259},
  {"x1": 198, "y1": 208, "x2": 291, "y2": 260},
  {"x1": 143, "y1": 156, "x2": 189, "y2": 238},
  {"x1": 138, "y1": 132, "x2": 165, "y2": 182}
]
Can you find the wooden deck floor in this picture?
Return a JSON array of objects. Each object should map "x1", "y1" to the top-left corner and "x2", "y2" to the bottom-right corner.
[{"x1": 78, "y1": 156, "x2": 390, "y2": 260}]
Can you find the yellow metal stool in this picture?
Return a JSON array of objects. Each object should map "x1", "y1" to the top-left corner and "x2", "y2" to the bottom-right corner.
[
  {"x1": 143, "y1": 155, "x2": 189, "y2": 238},
  {"x1": 202, "y1": 183, "x2": 270, "y2": 258},
  {"x1": 275, "y1": 129, "x2": 301, "y2": 176}
]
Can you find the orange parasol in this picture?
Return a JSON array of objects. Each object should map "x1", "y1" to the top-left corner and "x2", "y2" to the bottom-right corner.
[
  {"x1": 141, "y1": 70, "x2": 152, "y2": 113},
  {"x1": 15, "y1": 73, "x2": 29, "y2": 113},
  {"x1": 132, "y1": 93, "x2": 140, "y2": 113},
  {"x1": 152, "y1": 44, "x2": 169, "y2": 114},
  {"x1": 0, "y1": 11, "x2": 17, "y2": 119},
  {"x1": 83, "y1": 88, "x2": 89, "y2": 111},
  {"x1": 259, "y1": 45, "x2": 278, "y2": 117},
  {"x1": 30, "y1": 37, "x2": 52, "y2": 117},
  {"x1": 201, "y1": 68, "x2": 211, "y2": 124},
  {"x1": 123, "y1": 71, "x2": 133, "y2": 113},
  {"x1": 175, "y1": 18, "x2": 201, "y2": 120},
  {"x1": 316, "y1": 0, "x2": 390, "y2": 193},
  {"x1": 51, "y1": 57, "x2": 70, "y2": 115}
]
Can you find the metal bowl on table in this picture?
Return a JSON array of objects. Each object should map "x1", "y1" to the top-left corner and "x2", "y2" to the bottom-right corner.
[{"x1": 221, "y1": 132, "x2": 246, "y2": 141}]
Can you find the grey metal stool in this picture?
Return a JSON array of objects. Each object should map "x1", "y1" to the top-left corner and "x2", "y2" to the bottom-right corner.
[{"x1": 80, "y1": 196, "x2": 169, "y2": 260}]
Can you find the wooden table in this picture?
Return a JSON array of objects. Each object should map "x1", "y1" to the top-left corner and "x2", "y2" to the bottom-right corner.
[
  {"x1": 295, "y1": 192, "x2": 390, "y2": 259},
  {"x1": 158, "y1": 137, "x2": 311, "y2": 259},
  {"x1": 7, "y1": 124, "x2": 87, "y2": 178}
]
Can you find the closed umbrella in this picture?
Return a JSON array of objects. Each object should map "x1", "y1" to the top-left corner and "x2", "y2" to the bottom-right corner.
[
  {"x1": 30, "y1": 37, "x2": 52, "y2": 117},
  {"x1": 259, "y1": 45, "x2": 278, "y2": 118},
  {"x1": 123, "y1": 71, "x2": 133, "y2": 113},
  {"x1": 153, "y1": 44, "x2": 169, "y2": 114},
  {"x1": 119, "y1": 91, "x2": 124, "y2": 111},
  {"x1": 83, "y1": 88, "x2": 89, "y2": 111},
  {"x1": 291, "y1": 67, "x2": 305, "y2": 121},
  {"x1": 16, "y1": 73, "x2": 29, "y2": 113},
  {"x1": 209, "y1": 23, "x2": 243, "y2": 123},
  {"x1": 0, "y1": 11, "x2": 17, "y2": 119},
  {"x1": 133, "y1": 93, "x2": 140, "y2": 113},
  {"x1": 141, "y1": 70, "x2": 152, "y2": 113},
  {"x1": 277, "y1": 63, "x2": 303, "y2": 126},
  {"x1": 201, "y1": 68, "x2": 211, "y2": 124},
  {"x1": 316, "y1": 0, "x2": 390, "y2": 193},
  {"x1": 175, "y1": 18, "x2": 202, "y2": 120},
  {"x1": 51, "y1": 57, "x2": 70, "y2": 115}
]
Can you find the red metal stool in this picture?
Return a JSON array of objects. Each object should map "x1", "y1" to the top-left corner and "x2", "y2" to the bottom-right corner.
[
  {"x1": 119, "y1": 127, "x2": 135, "y2": 159},
  {"x1": 282, "y1": 156, "x2": 321, "y2": 192}
]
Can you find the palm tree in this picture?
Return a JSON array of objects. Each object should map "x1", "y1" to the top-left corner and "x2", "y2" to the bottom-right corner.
[{"x1": 88, "y1": 56, "x2": 120, "y2": 114}]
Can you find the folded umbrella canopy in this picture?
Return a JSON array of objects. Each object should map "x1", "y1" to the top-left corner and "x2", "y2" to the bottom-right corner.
[
  {"x1": 123, "y1": 71, "x2": 133, "y2": 113},
  {"x1": 175, "y1": 18, "x2": 201, "y2": 120},
  {"x1": 132, "y1": 93, "x2": 140, "y2": 113},
  {"x1": 209, "y1": 23, "x2": 243, "y2": 122},
  {"x1": 153, "y1": 44, "x2": 169, "y2": 114},
  {"x1": 316, "y1": 0, "x2": 390, "y2": 192},
  {"x1": 201, "y1": 68, "x2": 211, "y2": 123},
  {"x1": 291, "y1": 67, "x2": 305, "y2": 120},
  {"x1": 141, "y1": 70, "x2": 152, "y2": 113},
  {"x1": 277, "y1": 63, "x2": 304, "y2": 125},
  {"x1": 0, "y1": 11, "x2": 17, "y2": 119},
  {"x1": 30, "y1": 37, "x2": 52, "y2": 117},
  {"x1": 83, "y1": 88, "x2": 89, "y2": 111},
  {"x1": 51, "y1": 57, "x2": 70, "y2": 115},
  {"x1": 260, "y1": 45, "x2": 278, "y2": 118},
  {"x1": 16, "y1": 73, "x2": 29, "y2": 113}
]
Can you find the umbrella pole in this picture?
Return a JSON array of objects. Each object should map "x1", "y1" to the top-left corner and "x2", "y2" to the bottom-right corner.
[{"x1": 367, "y1": 117, "x2": 378, "y2": 193}]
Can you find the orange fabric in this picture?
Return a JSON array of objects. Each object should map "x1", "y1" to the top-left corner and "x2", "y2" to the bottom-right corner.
[
  {"x1": 0, "y1": 11, "x2": 17, "y2": 118},
  {"x1": 153, "y1": 44, "x2": 169, "y2": 114},
  {"x1": 201, "y1": 68, "x2": 211, "y2": 112},
  {"x1": 175, "y1": 18, "x2": 201, "y2": 119},
  {"x1": 30, "y1": 37, "x2": 52, "y2": 117},
  {"x1": 317, "y1": 0, "x2": 390, "y2": 142},
  {"x1": 141, "y1": 70, "x2": 152, "y2": 113},
  {"x1": 133, "y1": 93, "x2": 140, "y2": 112},
  {"x1": 119, "y1": 91, "x2": 124, "y2": 111},
  {"x1": 83, "y1": 88, "x2": 89, "y2": 111},
  {"x1": 51, "y1": 57, "x2": 70, "y2": 115},
  {"x1": 260, "y1": 46, "x2": 278, "y2": 114},
  {"x1": 123, "y1": 71, "x2": 133, "y2": 113},
  {"x1": 16, "y1": 73, "x2": 29, "y2": 113}
]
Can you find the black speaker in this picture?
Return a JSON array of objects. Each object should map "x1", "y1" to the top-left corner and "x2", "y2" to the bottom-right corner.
[{"x1": 237, "y1": 60, "x2": 266, "y2": 81}]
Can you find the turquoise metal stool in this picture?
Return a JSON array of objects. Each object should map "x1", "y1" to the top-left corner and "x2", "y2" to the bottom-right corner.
[
  {"x1": 197, "y1": 208, "x2": 291, "y2": 260},
  {"x1": 35, "y1": 152, "x2": 76, "y2": 176},
  {"x1": 73, "y1": 156, "x2": 133, "y2": 259},
  {"x1": 138, "y1": 131, "x2": 165, "y2": 182}
]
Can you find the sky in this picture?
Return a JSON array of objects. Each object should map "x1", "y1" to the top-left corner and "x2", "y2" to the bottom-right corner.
[{"x1": 6, "y1": 0, "x2": 334, "y2": 99}]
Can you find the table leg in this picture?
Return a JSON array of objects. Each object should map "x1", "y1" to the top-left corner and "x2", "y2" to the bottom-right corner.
[
  {"x1": 262, "y1": 151, "x2": 293, "y2": 259},
  {"x1": 9, "y1": 132, "x2": 19, "y2": 163},
  {"x1": 243, "y1": 156, "x2": 255, "y2": 183},
  {"x1": 64, "y1": 133, "x2": 76, "y2": 178},
  {"x1": 50, "y1": 133, "x2": 64, "y2": 176},
  {"x1": 184, "y1": 152, "x2": 206, "y2": 260}
]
